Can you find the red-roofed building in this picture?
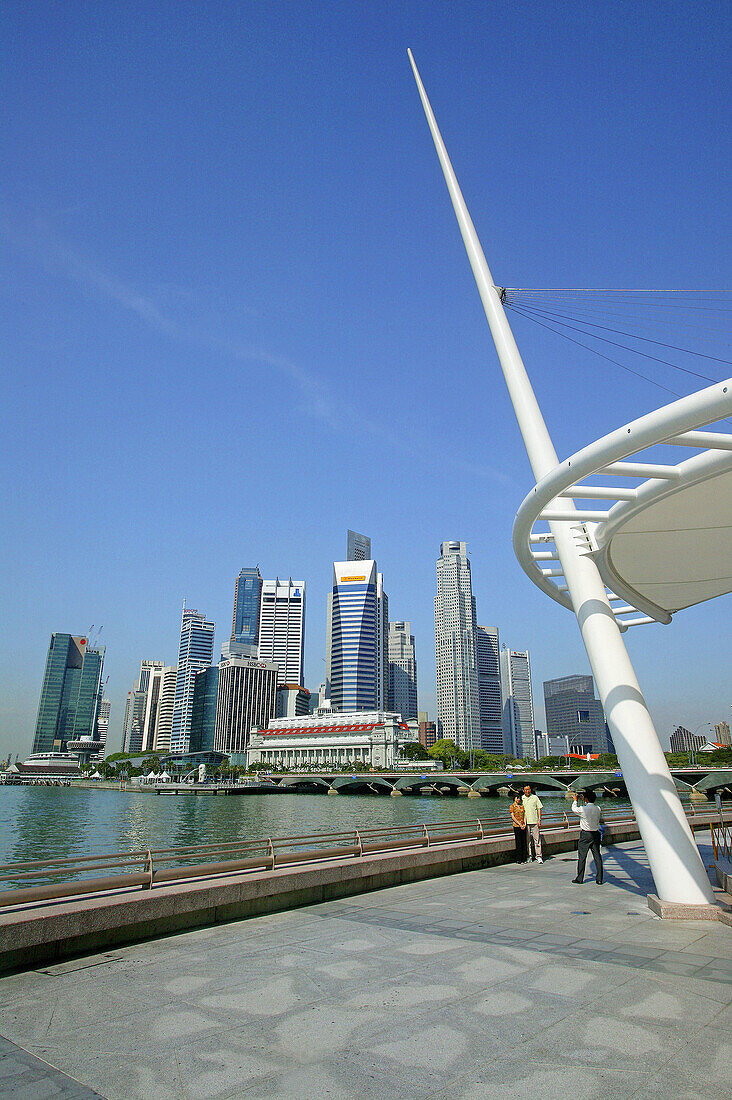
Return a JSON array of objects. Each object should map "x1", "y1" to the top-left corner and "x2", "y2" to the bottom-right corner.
[{"x1": 246, "y1": 711, "x2": 409, "y2": 770}]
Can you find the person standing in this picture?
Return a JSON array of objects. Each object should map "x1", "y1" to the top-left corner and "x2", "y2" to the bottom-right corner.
[
  {"x1": 510, "y1": 793, "x2": 528, "y2": 863},
  {"x1": 522, "y1": 784, "x2": 543, "y2": 863},
  {"x1": 571, "y1": 790, "x2": 604, "y2": 885}
]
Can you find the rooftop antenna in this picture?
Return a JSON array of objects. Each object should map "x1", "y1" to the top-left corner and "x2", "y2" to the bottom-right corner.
[{"x1": 407, "y1": 48, "x2": 716, "y2": 906}]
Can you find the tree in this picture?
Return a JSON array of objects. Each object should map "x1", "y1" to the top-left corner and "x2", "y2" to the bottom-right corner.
[
  {"x1": 401, "y1": 741, "x2": 430, "y2": 761},
  {"x1": 428, "y1": 739, "x2": 466, "y2": 768}
]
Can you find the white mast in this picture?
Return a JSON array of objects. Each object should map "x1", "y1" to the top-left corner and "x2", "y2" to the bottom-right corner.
[{"x1": 408, "y1": 49, "x2": 714, "y2": 905}]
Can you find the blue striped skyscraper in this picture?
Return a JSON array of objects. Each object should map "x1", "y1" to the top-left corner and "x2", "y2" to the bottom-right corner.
[
  {"x1": 326, "y1": 560, "x2": 379, "y2": 712},
  {"x1": 170, "y1": 607, "x2": 215, "y2": 755}
]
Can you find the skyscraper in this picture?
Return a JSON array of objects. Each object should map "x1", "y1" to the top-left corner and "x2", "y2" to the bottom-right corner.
[
  {"x1": 326, "y1": 560, "x2": 379, "y2": 712},
  {"x1": 376, "y1": 571, "x2": 389, "y2": 710},
  {"x1": 189, "y1": 666, "x2": 220, "y2": 753},
  {"x1": 476, "y1": 626, "x2": 503, "y2": 753},
  {"x1": 214, "y1": 655, "x2": 278, "y2": 760},
  {"x1": 152, "y1": 666, "x2": 177, "y2": 754},
  {"x1": 32, "y1": 634, "x2": 105, "y2": 754},
  {"x1": 170, "y1": 608, "x2": 215, "y2": 755},
  {"x1": 126, "y1": 660, "x2": 165, "y2": 755},
  {"x1": 95, "y1": 696, "x2": 111, "y2": 758},
  {"x1": 141, "y1": 663, "x2": 166, "y2": 753},
  {"x1": 258, "y1": 578, "x2": 306, "y2": 685},
  {"x1": 434, "y1": 541, "x2": 481, "y2": 751},
  {"x1": 543, "y1": 674, "x2": 609, "y2": 755},
  {"x1": 231, "y1": 567, "x2": 263, "y2": 651},
  {"x1": 388, "y1": 621, "x2": 418, "y2": 721},
  {"x1": 347, "y1": 530, "x2": 371, "y2": 562},
  {"x1": 501, "y1": 648, "x2": 536, "y2": 760}
]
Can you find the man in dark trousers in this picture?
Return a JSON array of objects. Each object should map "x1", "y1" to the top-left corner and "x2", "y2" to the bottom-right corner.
[{"x1": 570, "y1": 790, "x2": 604, "y2": 885}]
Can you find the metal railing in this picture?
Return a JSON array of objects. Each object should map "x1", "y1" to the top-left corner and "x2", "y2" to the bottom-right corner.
[
  {"x1": 711, "y1": 820, "x2": 732, "y2": 863},
  {"x1": 0, "y1": 807, "x2": 725, "y2": 911}
]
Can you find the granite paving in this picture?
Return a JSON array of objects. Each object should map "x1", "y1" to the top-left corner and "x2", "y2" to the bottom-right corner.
[{"x1": 0, "y1": 834, "x2": 729, "y2": 1099}]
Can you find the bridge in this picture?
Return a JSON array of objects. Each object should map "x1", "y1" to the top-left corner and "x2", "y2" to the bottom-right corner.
[{"x1": 153, "y1": 768, "x2": 731, "y2": 799}]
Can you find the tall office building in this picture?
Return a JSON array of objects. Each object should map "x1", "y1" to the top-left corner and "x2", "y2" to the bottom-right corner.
[
  {"x1": 347, "y1": 530, "x2": 371, "y2": 562},
  {"x1": 500, "y1": 648, "x2": 536, "y2": 760},
  {"x1": 376, "y1": 572, "x2": 389, "y2": 710},
  {"x1": 170, "y1": 608, "x2": 215, "y2": 755},
  {"x1": 121, "y1": 691, "x2": 133, "y2": 753},
  {"x1": 140, "y1": 663, "x2": 167, "y2": 753},
  {"x1": 326, "y1": 560, "x2": 379, "y2": 712},
  {"x1": 714, "y1": 721, "x2": 731, "y2": 747},
  {"x1": 231, "y1": 567, "x2": 263, "y2": 651},
  {"x1": 152, "y1": 666, "x2": 177, "y2": 754},
  {"x1": 434, "y1": 541, "x2": 481, "y2": 751},
  {"x1": 388, "y1": 621, "x2": 418, "y2": 721},
  {"x1": 32, "y1": 634, "x2": 105, "y2": 754},
  {"x1": 95, "y1": 696, "x2": 111, "y2": 757},
  {"x1": 543, "y1": 674, "x2": 609, "y2": 755},
  {"x1": 126, "y1": 660, "x2": 165, "y2": 755},
  {"x1": 258, "y1": 578, "x2": 306, "y2": 685},
  {"x1": 214, "y1": 655, "x2": 278, "y2": 760},
  {"x1": 476, "y1": 626, "x2": 503, "y2": 753},
  {"x1": 189, "y1": 666, "x2": 220, "y2": 753}
]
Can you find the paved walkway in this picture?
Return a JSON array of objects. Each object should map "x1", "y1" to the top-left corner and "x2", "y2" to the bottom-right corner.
[{"x1": 0, "y1": 836, "x2": 730, "y2": 1099}]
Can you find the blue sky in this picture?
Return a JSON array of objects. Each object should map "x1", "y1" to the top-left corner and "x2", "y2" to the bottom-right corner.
[{"x1": 1, "y1": 1, "x2": 729, "y2": 758}]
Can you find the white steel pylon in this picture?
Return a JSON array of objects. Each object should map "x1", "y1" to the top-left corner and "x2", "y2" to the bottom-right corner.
[{"x1": 408, "y1": 49, "x2": 720, "y2": 905}]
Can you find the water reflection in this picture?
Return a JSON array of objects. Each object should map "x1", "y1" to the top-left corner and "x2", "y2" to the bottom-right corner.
[{"x1": 0, "y1": 787, "x2": 635, "y2": 877}]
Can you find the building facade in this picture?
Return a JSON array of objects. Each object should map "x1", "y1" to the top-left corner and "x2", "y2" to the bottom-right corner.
[
  {"x1": 714, "y1": 721, "x2": 731, "y2": 747},
  {"x1": 95, "y1": 696, "x2": 111, "y2": 757},
  {"x1": 247, "y1": 711, "x2": 408, "y2": 770},
  {"x1": 476, "y1": 625, "x2": 503, "y2": 753},
  {"x1": 543, "y1": 674, "x2": 609, "y2": 755},
  {"x1": 152, "y1": 666, "x2": 177, "y2": 755},
  {"x1": 388, "y1": 621, "x2": 418, "y2": 721},
  {"x1": 231, "y1": 567, "x2": 263, "y2": 651},
  {"x1": 276, "y1": 684, "x2": 311, "y2": 718},
  {"x1": 434, "y1": 541, "x2": 481, "y2": 752},
  {"x1": 258, "y1": 577, "x2": 306, "y2": 685},
  {"x1": 170, "y1": 608, "x2": 215, "y2": 755},
  {"x1": 376, "y1": 572, "x2": 389, "y2": 710},
  {"x1": 213, "y1": 656, "x2": 278, "y2": 760},
  {"x1": 32, "y1": 634, "x2": 105, "y2": 754},
  {"x1": 418, "y1": 711, "x2": 438, "y2": 750},
  {"x1": 189, "y1": 666, "x2": 220, "y2": 754},
  {"x1": 500, "y1": 648, "x2": 536, "y2": 760},
  {"x1": 669, "y1": 726, "x2": 706, "y2": 753},
  {"x1": 326, "y1": 560, "x2": 379, "y2": 712},
  {"x1": 347, "y1": 530, "x2": 371, "y2": 562}
]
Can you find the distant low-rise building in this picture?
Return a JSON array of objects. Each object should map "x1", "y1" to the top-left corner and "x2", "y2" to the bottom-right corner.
[{"x1": 669, "y1": 726, "x2": 706, "y2": 753}]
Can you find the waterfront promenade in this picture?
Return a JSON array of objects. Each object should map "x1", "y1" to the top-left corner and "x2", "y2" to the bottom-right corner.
[{"x1": 0, "y1": 834, "x2": 730, "y2": 1099}]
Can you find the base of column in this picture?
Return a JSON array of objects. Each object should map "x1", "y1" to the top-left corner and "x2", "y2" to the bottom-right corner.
[{"x1": 647, "y1": 893, "x2": 731, "y2": 922}]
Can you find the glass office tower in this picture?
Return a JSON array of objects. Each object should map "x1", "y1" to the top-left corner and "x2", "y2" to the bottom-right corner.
[
  {"x1": 32, "y1": 634, "x2": 105, "y2": 753},
  {"x1": 231, "y1": 567, "x2": 263, "y2": 648}
]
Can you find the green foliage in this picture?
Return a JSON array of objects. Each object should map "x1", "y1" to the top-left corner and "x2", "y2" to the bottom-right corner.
[{"x1": 400, "y1": 741, "x2": 431, "y2": 761}]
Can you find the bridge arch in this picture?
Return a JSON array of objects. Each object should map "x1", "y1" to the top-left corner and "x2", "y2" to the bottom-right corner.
[
  {"x1": 692, "y1": 770, "x2": 732, "y2": 798},
  {"x1": 472, "y1": 773, "x2": 570, "y2": 795},
  {"x1": 330, "y1": 776, "x2": 395, "y2": 795},
  {"x1": 394, "y1": 775, "x2": 472, "y2": 795},
  {"x1": 277, "y1": 776, "x2": 333, "y2": 793}
]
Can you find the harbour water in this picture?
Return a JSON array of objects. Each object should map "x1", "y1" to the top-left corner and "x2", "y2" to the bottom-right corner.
[{"x1": 0, "y1": 784, "x2": 633, "y2": 870}]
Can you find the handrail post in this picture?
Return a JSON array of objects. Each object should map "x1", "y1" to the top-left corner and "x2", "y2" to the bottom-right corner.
[
  {"x1": 267, "y1": 838, "x2": 275, "y2": 870},
  {"x1": 423, "y1": 824, "x2": 430, "y2": 848},
  {"x1": 145, "y1": 850, "x2": 154, "y2": 890},
  {"x1": 477, "y1": 820, "x2": 484, "y2": 840},
  {"x1": 355, "y1": 830, "x2": 363, "y2": 857}
]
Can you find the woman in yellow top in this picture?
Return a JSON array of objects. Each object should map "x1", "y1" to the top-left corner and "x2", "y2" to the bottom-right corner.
[{"x1": 510, "y1": 793, "x2": 528, "y2": 864}]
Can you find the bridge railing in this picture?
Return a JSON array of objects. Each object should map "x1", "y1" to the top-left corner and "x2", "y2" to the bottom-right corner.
[
  {"x1": 0, "y1": 807, "x2": 726, "y2": 911},
  {"x1": 710, "y1": 820, "x2": 732, "y2": 862}
]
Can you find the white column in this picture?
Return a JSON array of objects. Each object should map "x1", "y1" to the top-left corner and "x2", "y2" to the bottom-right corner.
[{"x1": 408, "y1": 49, "x2": 714, "y2": 904}]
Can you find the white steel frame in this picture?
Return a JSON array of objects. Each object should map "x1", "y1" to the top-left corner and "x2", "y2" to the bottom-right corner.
[
  {"x1": 513, "y1": 380, "x2": 732, "y2": 629},
  {"x1": 408, "y1": 49, "x2": 728, "y2": 905}
]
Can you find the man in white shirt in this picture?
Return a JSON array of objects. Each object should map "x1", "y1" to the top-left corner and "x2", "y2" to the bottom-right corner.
[
  {"x1": 570, "y1": 790, "x2": 604, "y2": 885},
  {"x1": 522, "y1": 784, "x2": 544, "y2": 863}
]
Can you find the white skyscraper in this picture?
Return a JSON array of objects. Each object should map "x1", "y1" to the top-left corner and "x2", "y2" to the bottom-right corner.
[
  {"x1": 388, "y1": 621, "x2": 418, "y2": 721},
  {"x1": 376, "y1": 571, "x2": 389, "y2": 710},
  {"x1": 258, "y1": 578, "x2": 305, "y2": 686},
  {"x1": 153, "y1": 666, "x2": 177, "y2": 755},
  {"x1": 326, "y1": 560, "x2": 378, "y2": 712},
  {"x1": 434, "y1": 541, "x2": 481, "y2": 751},
  {"x1": 170, "y1": 608, "x2": 215, "y2": 755},
  {"x1": 476, "y1": 626, "x2": 503, "y2": 753},
  {"x1": 500, "y1": 647, "x2": 536, "y2": 760}
]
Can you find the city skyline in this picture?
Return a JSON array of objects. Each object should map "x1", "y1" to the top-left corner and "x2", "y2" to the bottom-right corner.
[{"x1": 2, "y1": 4, "x2": 729, "y2": 759}]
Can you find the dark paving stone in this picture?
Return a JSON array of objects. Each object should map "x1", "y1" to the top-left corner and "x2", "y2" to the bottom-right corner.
[{"x1": 0, "y1": 1036, "x2": 105, "y2": 1098}]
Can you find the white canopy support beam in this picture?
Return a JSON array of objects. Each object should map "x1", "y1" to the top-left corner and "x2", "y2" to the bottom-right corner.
[{"x1": 408, "y1": 47, "x2": 718, "y2": 906}]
